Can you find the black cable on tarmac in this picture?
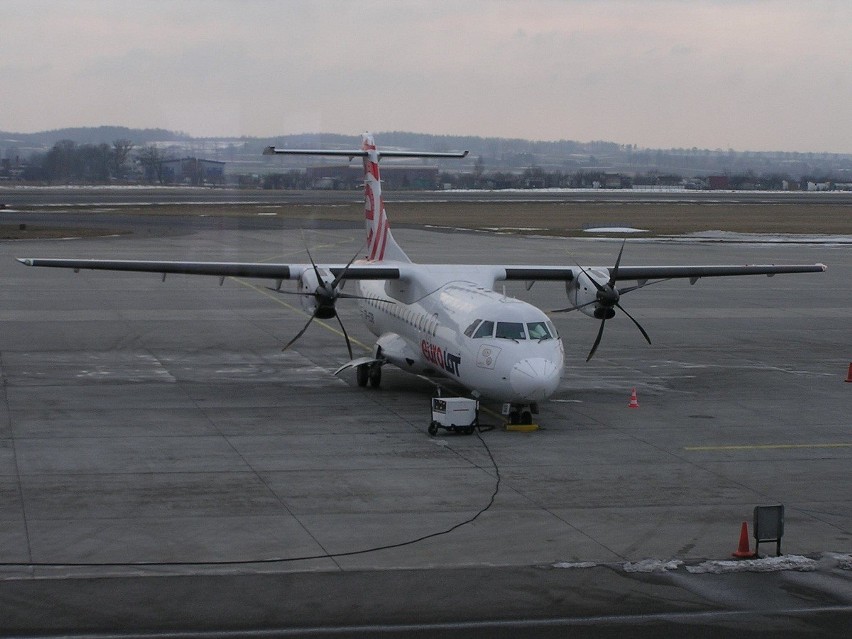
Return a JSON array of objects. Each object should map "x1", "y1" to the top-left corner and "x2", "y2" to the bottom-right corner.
[{"x1": 0, "y1": 426, "x2": 501, "y2": 569}]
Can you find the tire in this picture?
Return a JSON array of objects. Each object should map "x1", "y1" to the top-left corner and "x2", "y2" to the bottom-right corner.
[
  {"x1": 356, "y1": 364, "x2": 368, "y2": 387},
  {"x1": 428, "y1": 421, "x2": 439, "y2": 436},
  {"x1": 368, "y1": 365, "x2": 382, "y2": 388}
]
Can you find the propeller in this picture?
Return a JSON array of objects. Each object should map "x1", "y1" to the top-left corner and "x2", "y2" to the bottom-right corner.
[
  {"x1": 268, "y1": 241, "x2": 389, "y2": 360},
  {"x1": 554, "y1": 240, "x2": 652, "y2": 361}
]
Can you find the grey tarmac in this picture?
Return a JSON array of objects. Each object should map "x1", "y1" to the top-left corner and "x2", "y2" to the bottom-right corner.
[{"x1": 0, "y1": 212, "x2": 850, "y2": 636}]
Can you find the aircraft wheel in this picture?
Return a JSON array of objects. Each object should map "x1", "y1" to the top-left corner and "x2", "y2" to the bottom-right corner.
[
  {"x1": 356, "y1": 364, "x2": 368, "y2": 387},
  {"x1": 368, "y1": 364, "x2": 382, "y2": 388},
  {"x1": 521, "y1": 410, "x2": 533, "y2": 425},
  {"x1": 428, "y1": 421, "x2": 439, "y2": 436}
]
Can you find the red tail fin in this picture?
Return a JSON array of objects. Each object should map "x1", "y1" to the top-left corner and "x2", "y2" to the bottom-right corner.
[
  {"x1": 361, "y1": 133, "x2": 409, "y2": 263},
  {"x1": 263, "y1": 134, "x2": 467, "y2": 264}
]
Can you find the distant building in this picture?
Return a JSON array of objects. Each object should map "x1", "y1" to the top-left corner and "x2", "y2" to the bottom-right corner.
[
  {"x1": 304, "y1": 164, "x2": 440, "y2": 190},
  {"x1": 807, "y1": 181, "x2": 831, "y2": 191},
  {"x1": 708, "y1": 175, "x2": 730, "y2": 190},
  {"x1": 603, "y1": 173, "x2": 631, "y2": 188},
  {"x1": 160, "y1": 158, "x2": 225, "y2": 185}
]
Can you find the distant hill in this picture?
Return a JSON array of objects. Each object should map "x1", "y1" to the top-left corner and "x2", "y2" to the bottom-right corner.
[
  {"x1": 0, "y1": 126, "x2": 191, "y2": 149},
  {"x1": 2, "y1": 127, "x2": 851, "y2": 180}
]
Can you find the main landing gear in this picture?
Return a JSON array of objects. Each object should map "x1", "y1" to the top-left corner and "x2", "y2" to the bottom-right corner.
[{"x1": 355, "y1": 362, "x2": 382, "y2": 388}]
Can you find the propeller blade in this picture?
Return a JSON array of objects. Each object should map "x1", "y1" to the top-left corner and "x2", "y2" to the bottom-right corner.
[
  {"x1": 334, "y1": 313, "x2": 354, "y2": 360},
  {"x1": 282, "y1": 308, "x2": 319, "y2": 352},
  {"x1": 615, "y1": 302, "x2": 652, "y2": 345},
  {"x1": 331, "y1": 240, "x2": 368, "y2": 290},
  {"x1": 616, "y1": 285, "x2": 643, "y2": 296},
  {"x1": 304, "y1": 242, "x2": 324, "y2": 285},
  {"x1": 609, "y1": 239, "x2": 626, "y2": 286},
  {"x1": 586, "y1": 318, "x2": 607, "y2": 361},
  {"x1": 551, "y1": 298, "x2": 598, "y2": 313},
  {"x1": 266, "y1": 287, "x2": 314, "y2": 297},
  {"x1": 335, "y1": 292, "x2": 395, "y2": 302}
]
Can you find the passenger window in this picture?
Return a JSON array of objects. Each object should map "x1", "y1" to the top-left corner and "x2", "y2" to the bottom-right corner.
[
  {"x1": 527, "y1": 321, "x2": 551, "y2": 340},
  {"x1": 473, "y1": 320, "x2": 494, "y2": 339},
  {"x1": 496, "y1": 322, "x2": 526, "y2": 340},
  {"x1": 464, "y1": 320, "x2": 482, "y2": 338}
]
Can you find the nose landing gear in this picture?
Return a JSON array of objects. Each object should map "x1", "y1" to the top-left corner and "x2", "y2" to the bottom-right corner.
[{"x1": 504, "y1": 402, "x2": 538, "y2": 427}]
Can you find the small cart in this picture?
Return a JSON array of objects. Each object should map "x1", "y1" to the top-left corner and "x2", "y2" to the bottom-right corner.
[{"x1": 428, "y1": 396, "x2": 479, "y2": 435}]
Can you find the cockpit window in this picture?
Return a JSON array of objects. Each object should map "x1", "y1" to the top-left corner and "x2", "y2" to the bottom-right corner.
[
  {"x1": 495, "y1": 322, "x2": 526, "y2": 340},
  {"x1": 546, "y1": 321, "x2": 558, "y2": 338},
  {"x1": 526, "y1": 321, "x2": 552, "y2": 340},
  {"x1": 472, "y1": 320, "x2": 494, "y2": 338},
  {"x1": 464, "y1": 319, "x2": 481, "y2": 338}
]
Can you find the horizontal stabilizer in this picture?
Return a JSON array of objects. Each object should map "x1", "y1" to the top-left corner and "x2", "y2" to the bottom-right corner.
[{"x1": 264, "y1": 147, "x2": 468, "y2": 159}]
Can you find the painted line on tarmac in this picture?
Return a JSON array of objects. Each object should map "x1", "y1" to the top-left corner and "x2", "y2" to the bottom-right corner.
[
  {"x1": 685, "y1": 443, "x2": 852, "y2": 452},
  {"x1": 229, "y1": 277, "x2": 373, "y2": 353}
]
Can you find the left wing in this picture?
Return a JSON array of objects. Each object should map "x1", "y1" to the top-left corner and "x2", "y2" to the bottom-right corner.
[{"x1": 500, "y1": 263, "x2": 827, "y2": 284}]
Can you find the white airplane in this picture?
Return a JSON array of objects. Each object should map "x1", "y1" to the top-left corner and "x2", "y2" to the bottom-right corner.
[{"x1": 18, "y1": 133, "x2": 826, "y2": 426}]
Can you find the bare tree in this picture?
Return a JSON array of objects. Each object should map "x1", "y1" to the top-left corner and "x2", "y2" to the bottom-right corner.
[
  {"x1": 137, "y1": 145, "x2": 165, "y2": 184},
  {"x1": 111, "y1": 139, "x2": 134, "y2": 180}
]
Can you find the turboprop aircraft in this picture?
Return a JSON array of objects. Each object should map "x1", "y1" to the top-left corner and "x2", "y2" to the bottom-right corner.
[{"x1": 18, "y1": 133, "x2": 826, "y2": 425}]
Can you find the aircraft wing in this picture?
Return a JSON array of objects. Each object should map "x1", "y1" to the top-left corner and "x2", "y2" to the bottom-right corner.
[
  {"x1": 16, "y1": 258, "x2": 401, "y2": 281},
  {"x1": 17, "y1": 258, "x2": 826, "y2": 284},
  {"x1": 499, "y1": 263, "x2": 826, "y2": 284}
]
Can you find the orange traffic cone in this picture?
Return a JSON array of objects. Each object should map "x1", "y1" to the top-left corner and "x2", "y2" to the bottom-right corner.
[
  {"x1": 732, "y1": 521, "x2": 755, "y2": 558},
  {"x1": 628, "y1": 388, "x2": 639, "y2": 409},
  {"x1": 845, "y1": 363, "x2": 852, "y2": 383}
]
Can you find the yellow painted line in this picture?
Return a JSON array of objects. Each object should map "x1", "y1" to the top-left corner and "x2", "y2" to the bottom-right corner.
[
  {"x1": 685, "y1": 443, "x2": 852, "y2": 452},
  {"x1": 229, "y1": 277, "x2": 372, "y2": 353}
]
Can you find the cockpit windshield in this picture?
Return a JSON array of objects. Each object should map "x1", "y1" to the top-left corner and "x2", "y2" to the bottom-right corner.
[
  {"x1": 472, "y1": 320, "x2": 494, "y2": 338},
  {"x1": 495, "y1": 322, "x2": 525, "y2": 340},
  {"x1": 527, "y1": 321, "x2": 552, "y2": 340},
  {"x1": 466, "y1": 319, "x2": 558, "y2": 340}
]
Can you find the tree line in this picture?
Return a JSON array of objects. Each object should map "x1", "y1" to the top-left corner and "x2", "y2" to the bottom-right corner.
[
  {"x1": 9, "y1": 139, "x2": 849, "y2": 190},
  {"x1": 14, "y1": 139, "x2": 177, "y2": 184}
]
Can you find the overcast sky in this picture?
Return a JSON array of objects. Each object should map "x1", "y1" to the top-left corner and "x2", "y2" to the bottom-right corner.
[{"x1": 2, "y1": 0, "x2": 850, "y2": 152}]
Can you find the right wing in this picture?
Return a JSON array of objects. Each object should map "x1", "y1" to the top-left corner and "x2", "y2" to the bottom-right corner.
[{"x1": 16, "y1": 258, "x2": 401, "y2": 281}]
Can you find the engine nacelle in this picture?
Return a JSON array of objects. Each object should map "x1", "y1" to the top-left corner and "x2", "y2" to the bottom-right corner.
[
  {"x1": 297, "y1": 266, "x2": 338, "y2": 318},
  {"x1": 565, "y1": 268, "x2": 615, "y2": 319}
]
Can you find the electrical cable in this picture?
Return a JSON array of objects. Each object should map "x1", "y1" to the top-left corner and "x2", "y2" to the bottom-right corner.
[{"x1": 0, "y1": 427, "x2": 501, "y2": 569}]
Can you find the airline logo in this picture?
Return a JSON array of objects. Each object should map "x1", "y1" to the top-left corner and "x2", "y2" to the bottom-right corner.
[{"x1": 421, "y1": 340, "x2": 461, "y2": 376}]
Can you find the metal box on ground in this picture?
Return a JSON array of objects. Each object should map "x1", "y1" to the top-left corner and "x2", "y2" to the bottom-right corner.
[{"x1": 429, "y1": 397, "x2": 479, "y2": 435}]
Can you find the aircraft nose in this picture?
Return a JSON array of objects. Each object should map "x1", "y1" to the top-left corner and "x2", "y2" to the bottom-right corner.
[{"x1": 509, "y1": 358, "x2": 562, "y2": 401}]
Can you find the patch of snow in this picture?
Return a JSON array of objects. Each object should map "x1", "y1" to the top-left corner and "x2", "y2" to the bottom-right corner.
[
  {"x1": 825, "y1": 553, "x2": 852, "y2": 570},
  {"x1": 623, "y1": 559, "x2": 683, "y2": 573},
  {"x1": 661, "y1": 231, "x2": 852, "y2": 245},
  {"x1": 584, "y1": 227, "x2": 648, "y2": 234},
  {"x1": 686, "y1": 555, "x2": 817, "y2": 574},
  {"x1": 552, "y1": 561, "x2": 597, "y2": 569}
]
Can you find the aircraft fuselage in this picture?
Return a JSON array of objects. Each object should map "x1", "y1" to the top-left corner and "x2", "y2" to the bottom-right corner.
[{"x1": 357, "y1": 276, "x2": 564, "y2": 403}]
